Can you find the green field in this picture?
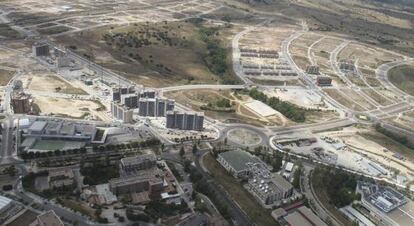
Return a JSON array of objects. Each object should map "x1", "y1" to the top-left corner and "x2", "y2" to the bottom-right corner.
[
  {"x1": 32, "y1": 140, "x2": 84, "y2": 151},
  {"x1": 388, "y1": 65, "x2": 414, "y2": 96}
]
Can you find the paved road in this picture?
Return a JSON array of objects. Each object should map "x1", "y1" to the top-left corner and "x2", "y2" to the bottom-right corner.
[
  {"x1": 159, "y1": 84, "x2": 245, "y2": 93},
  {"x1": 376, "y1": 59, "x2": 414, "y2": 99}
]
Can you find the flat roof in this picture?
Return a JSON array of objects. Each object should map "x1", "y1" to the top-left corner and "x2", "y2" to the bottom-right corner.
[
  {"x1": 285, "y1": 162, "x2": 294, "y2": 172},
  {"x1": 29, "y1": 121, "x2": 47, "y2": 132},
  {"x1": 284, "y1": 211, "x2": 313, "y2": 226},
  {"x1": 0, "y1": 195, "x2": 12, "y2": 211},
  {"x1": 271, "y1": 173, "x2": 293, "y2": 192},
  {"x1": 37, "y1": 210, "x2": 64, "y2": 226},
  {"x1": 219, "y1": 150, "x2": 261, "y2": 172},
  {"x1": 297, "y1": 206, "x2": 328, "y2": 226},
  {"x1": 121, "y1": 153, "x2": 156, "y2": 167},
  {"x1": 244, "y1": 100, "x2": 278, "y2": 117}
]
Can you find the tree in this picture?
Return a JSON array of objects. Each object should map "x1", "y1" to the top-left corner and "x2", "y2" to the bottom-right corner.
[
  {"x1": 271, "y1": 155, "x2": 283, "y2": 172},
  {"x1": 179, "y1": 146, "x2": 185, "y2": 157},
  {"x1": 192, "y1": 143, "x2": 198, "y2": 154},
  {"x1": 4, "y1": 165, "x2": 17, "y2": 177}
]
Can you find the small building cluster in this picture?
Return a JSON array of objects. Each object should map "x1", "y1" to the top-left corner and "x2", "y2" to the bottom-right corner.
[
  {"x1": 339, "y1": 59, "x2": 356, "y2": 74},
  {"x1": 217, "y1": 150, "x2": 293, "y2": 208},
  {"x1": 109, "y1": 84, "x2": 205, "y2": 131},
  {"x1": 316, "y1": 76, "x2": 332, "y2": 86},
  {"x1": 239, "y1": 47, "x2": 298, "y2": 77},
  {"x1": 358, "y1": 181, "x2": 407, "y2": 213},
  {"x1": 306, "y1": 65, "x2": 320, "y2": 75},
  {"x1": 94, "y1": 154, "x2": 186, "y2": 205}
]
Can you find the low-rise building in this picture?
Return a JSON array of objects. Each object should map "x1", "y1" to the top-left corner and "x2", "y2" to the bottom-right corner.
[
  {"x1": 247, "y1": 166, "x2": 293, "y2": 206},
  {"x1": 316, "y1": 76, "x2": 332, "y2": 86},
  {"x1": 25, "y1": 119, "x2": 97, "y2": 142},
  {"x1": 109, "y1": 167, "x2": 164, "y2": 199},
  {"x1": 283, "y1": 206, "x2": 328, "y2": 226},
  {"x1": 48, "y1": 169, "x2": 75, "y2": 188},
  {"x1": 217, "y1": 150, "x2": 261, "y2": 178},
  {"x1": 120, "y1": 154, "x2": 157, "y2": 173},
  {"x1": 306, "y1": 65, "x2": 320, "y2": 75},
  {"x1": 33, "y1": 210, "x2": 64, "y2": 226}
]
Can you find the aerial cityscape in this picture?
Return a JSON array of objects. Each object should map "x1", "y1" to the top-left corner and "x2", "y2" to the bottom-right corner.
[{"x1": 0, "y1": 0, "x2": 413, "y2": 226}]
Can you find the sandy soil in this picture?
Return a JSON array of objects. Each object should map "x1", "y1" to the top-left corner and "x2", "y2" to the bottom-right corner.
[
  {"x1": 34, "y1": 96, "x2": 109, "y2": 121},
  {"x1": 22, "y1": 73, "x2": 87, "y2": 95}
]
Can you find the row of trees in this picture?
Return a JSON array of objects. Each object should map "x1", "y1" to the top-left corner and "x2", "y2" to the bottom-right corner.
[
  {"x1": 21, "y1": 148, "x2": 87, "y2": 160},
  {"x1": 249, "y1": 88, "x2": 307, "y2": 122},
  {"x1": 92, "y1": 138, "x2": 160, "y2": 152}
]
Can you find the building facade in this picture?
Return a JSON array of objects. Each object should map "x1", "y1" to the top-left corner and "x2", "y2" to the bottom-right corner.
[
  {"x1": 111, "y1": 102, "x2": 133, "y2": 123},
  {"x1": 11, "y1": 92, "x2": 32, "y2": 114},
  {"x1": 138, "y1": 98, "x2": 175, "y2": 117},
  {"x1": 166, "y1": 111, "x2": 204, "y2": 131}
]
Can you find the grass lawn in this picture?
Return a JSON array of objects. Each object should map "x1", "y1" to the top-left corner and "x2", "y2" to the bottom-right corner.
[
  {"x1": 203, "y1": 153, "x2": 278, "y2": 226},
  {"x1": 388, "y1": 64, "x2": 414, "y2": 96}
]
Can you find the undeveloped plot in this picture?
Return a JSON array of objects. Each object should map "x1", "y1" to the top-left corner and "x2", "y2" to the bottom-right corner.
[
  {"x1": 240, "y1": 24, "x2": 296, "y2": 51},
  {"x1": 290, "y1": 34, "x2": 321, "y2": 70},
  {"x1": 0, "y1": 69, "x2": 15, "y2": 86},
  {"x1": 340, "y1": 88, "x2": 377, "y2": 110},
  {"x1": 311, "y1": 37, "x2": 343, "y2": 75},
  {"x1": 338, "y1": 43, "x2": 403, "y2": 70},
  {"x1": 33, "y1": 96, "x2": 106, "y2": 120},
  {"x1": 324, "y1": 89, "x2": 366, "y2": 111},
  {"x1": 23, "y1": 73, "x2": 87, "y2": 95},
  {"x1": 361, "y1": 88, "x2": 393, "y2": 106}
]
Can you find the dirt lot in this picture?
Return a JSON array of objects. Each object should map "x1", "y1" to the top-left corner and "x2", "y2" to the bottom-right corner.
[
  {"x1": 324, "y1": 88, "x2": 366, "y2": 111},
  {"x1": 0, "y1": 69, "x2": 15, "y2": 86},
  {"x1": 33, "y1": 96, "x2": 108, "y2": 120},
  {"x1": 338, "y1": 43, "x2": 403, "y2": 70},
  {"x1": 290, "y1": 33, "x2": 323, "y2": 69},
  {"x1": 54, "y1": 20, "x2": 242, "y2": 87},
  {"x1": 22, "y1": 73, "x2": 87, "y2": 95},
  {"x1": 240, "y1": 22, "x2": 297, "y2": 51}
]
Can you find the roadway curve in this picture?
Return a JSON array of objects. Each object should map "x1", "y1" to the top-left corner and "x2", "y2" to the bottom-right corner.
[{"x1": 376, "y1": 59, "x2": 414, "y2": 100}]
